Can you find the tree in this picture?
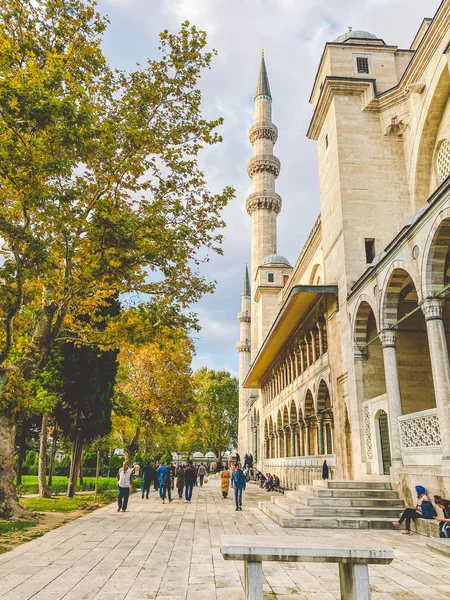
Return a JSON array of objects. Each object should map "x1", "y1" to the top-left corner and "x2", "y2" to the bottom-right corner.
[
  {"x1": 192, "y1": 369, "x2": 238, "y2": 461},
  {"x1": 54, "y1": 341, "x2": 118, "y2": 496},
  {"x1": 0, "y1": 0, "x2": 233, "y2": 517},
  {"x1": 111, "y1": 326, "x2": 195, "y2": 461}
]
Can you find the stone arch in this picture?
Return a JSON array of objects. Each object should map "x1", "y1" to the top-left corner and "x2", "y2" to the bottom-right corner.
[
  {"x1": 308, "y1": 263, "x2": 322, "y2": 285},
  {"x1": 422, "y1": 208, "x2": 450, "y2": 296},
  {"x1": 381, "y1": 263, "x2": 418, "y2": 329},
  {"x1": 411, "y1": 61, "x2": 450, "y2": 208},
  {"x1": 276, "y1": 409, "x2": 283, "y2": 430},
  {"x1": 289, "y1": 399, "x2": 298, "y2": 425},
  {"x1": 353, "y1": 295, "x2": 379, "y2": 354},
  {"x1": 304, "y1": 389, "x2": 317, "y2": 455},
  {"x1": 382, "y1": 266, "x2": 436, "y2": 415},
  {"x1": 282, "y1": 404, "x2": 290, "y2": 428},
  {"x1": 317, "y1": 379, "x2": 331, "y2": 412}
]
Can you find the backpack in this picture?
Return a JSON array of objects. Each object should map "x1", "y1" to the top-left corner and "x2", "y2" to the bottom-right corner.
[{"x1": 421, "y1": 501, "x2": 437, "y2": 519}]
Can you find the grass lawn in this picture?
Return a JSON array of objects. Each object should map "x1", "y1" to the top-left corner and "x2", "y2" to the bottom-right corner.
[
  {"x1": 16, "y1": 475, "x2": 121, "y2": 495},
  {"x1": 20, "y1": 491, "x2": 116, "y2": 513}
]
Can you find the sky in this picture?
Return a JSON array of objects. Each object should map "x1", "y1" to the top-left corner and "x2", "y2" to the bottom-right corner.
[{"x1": 98, "y1": 0, "x2": 437, "y2": 377}]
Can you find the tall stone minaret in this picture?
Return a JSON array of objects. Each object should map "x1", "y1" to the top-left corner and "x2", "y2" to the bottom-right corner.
[
  {"x1": 237, "y1": 264, "x2": 251, "y2": 452},
  {"x1": 246, "y1": 52, "x2": 282, "y2": 360}
]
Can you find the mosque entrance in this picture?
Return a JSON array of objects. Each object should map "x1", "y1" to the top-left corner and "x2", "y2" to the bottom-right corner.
[{"x1": 377, "y1": 410, "x2": 391, "y2": 475}]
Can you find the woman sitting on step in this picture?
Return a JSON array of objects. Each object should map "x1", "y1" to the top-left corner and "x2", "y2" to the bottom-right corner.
[
  {"x1": 434, "y1": 496, "x2": 450, "y2": 538},
  {"x1": 392, "y1": 485, "x2": 432, "y2": 535}
]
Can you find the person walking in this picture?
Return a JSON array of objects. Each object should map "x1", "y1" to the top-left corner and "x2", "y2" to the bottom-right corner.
[
  {"x1": 231, "y1": 463, "x2": 246, "y2": 511},
  {"x1": 176, "y1": 465, "x2": 185, "y2": 499},
  {"x1": 117, "y1": 460, "x2": 134, "y2": 512},
  {"x1": 198, "y1": 463, "x2": 207, "y2": 487},
  {"x1": 141, "y1": 461, "x2": 156, "y2": 499},
  {"x1": 184, "y1": 460, "x2": 196, "y2": 503},
  {"x1": 157, "y1": 461, "x2": 172, "y2": 504},
  {"x1": 221, "y1": 467, "x2": 230, "y2": 498}
]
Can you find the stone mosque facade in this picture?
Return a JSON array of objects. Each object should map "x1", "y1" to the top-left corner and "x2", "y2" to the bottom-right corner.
[{"x1": 237, "y1": 1, "x2": 450, "y2": 505}]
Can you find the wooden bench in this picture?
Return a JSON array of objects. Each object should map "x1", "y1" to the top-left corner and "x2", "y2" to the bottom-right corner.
[{"x1": 221, "y1": 535, "x2": 394, "y2": 600}]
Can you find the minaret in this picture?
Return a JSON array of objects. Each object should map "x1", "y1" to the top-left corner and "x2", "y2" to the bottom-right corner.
[
  {"x1": 237, "y1": 264, "x2": 251, "y2": 453},
  {"x1": 247, "y1": 52, "x2": 282, "y2": 359}
]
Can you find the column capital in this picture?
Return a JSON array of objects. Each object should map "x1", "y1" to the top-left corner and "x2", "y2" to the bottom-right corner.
[
  {"x1": 422, "y1": 298, "x2": 445, "y2": 321},
  {"x1": 379, "y1": 329, "x2": 397, "y2": 348}
]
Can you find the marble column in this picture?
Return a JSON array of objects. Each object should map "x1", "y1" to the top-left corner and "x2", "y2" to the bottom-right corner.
[
  {"x1": 304, "y1": 423, "x2": 310, "y2": 456},
  {"x1": 283, "y1": 429, "x2": 289, "y2": 458},
  {"x1": 422, "y1": 299, "x2": 450, "y2": 464},
  {"x1": 304, "y1": 336, "x2": 311, "y2": 368},
  {"x1": 317, "y1": 321, "x2": 324, "y2": 356},
  {"x1": 290, "y1": 427, "x2": 296, "y2": 457},
  {"x1": 311, "y1": 330, "x2": 317, "y2": 363},
  {"x1": 294, "y1": 351, "x2": 299, "y2": 379},
  {"x1": 379, "y1": 329, "x2": 403, "y2": 464},
  {"x1": 300, "y1": 342, "x2": 305, "y2": 372},
  {"x1": 317, "y1": 415, "x2": 324, "y2": 455}
]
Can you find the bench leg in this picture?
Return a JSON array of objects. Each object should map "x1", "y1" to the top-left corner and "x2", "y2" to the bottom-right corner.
[
  {"x1": 339, "y1": 563, "x2": 370, "y2": 600},
  {"x1": 244, "y1": 560, "x2": 263, "y2": 600}
]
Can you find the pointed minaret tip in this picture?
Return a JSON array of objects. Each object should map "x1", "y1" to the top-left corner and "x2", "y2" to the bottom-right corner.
[
  {"x1": 255, "y1": 52, "x2": 271, "y2": 99},
  {"x1": 242, "y1": 263, "x2": 251, "y2": 297}
]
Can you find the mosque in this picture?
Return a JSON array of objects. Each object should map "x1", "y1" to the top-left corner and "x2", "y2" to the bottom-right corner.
[{"x1": 237, "y1": 0, "x2": 450, "y2": 510}]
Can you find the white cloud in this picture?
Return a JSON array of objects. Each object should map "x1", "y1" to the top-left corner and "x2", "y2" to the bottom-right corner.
[{"x1": 98, "y1": 0, "x2": 436, "y2": 374}]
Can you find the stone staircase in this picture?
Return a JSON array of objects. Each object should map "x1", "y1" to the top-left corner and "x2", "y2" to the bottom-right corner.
[{"x1": 259, "y1": 480, "x2": 404, "y2": 530}]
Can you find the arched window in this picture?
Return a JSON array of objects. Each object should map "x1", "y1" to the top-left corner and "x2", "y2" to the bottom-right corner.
[{"x1": 436, "y1": 139, "x2": 450, "y2": 185}]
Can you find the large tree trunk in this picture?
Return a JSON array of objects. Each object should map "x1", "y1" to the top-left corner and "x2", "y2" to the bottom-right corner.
[
  {"x1": 16, "y1": 423, "x2": 27, "y2": 487},
  {"x1": 0, "y1": 413, "x2": 30, "y2": 519},
  {"x1": 47, "y1": 422, "x2": 58, "y2": 487},
  {"x1": 38, "y1": 413, "x2": 51, "y2": 498},
  {"x1": 67, "y1": 431, "x2": 83, "y2": 497}
]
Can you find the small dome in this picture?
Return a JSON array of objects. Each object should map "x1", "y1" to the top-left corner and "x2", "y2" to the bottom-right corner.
[
  {"x1": 205, "y1": 451, "x2": 215, "y2": 458},
  {"x1": 192, "y1": 452, "x2": 203, "y2": 459},
  {"x1": 333, "y1": 30, "x2": 378, "y2": 43},
  {"x1": 263, "y1": 253, "x2": 291, "y2": 267}
]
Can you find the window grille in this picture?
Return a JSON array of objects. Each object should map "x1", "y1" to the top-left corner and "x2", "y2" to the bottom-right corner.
[
  {"x1": 436, "y1": 139, "x2": 450, "y2": 185},
  {"x1": 356, "y1": 57, "x2": 369, "y2": 74}
]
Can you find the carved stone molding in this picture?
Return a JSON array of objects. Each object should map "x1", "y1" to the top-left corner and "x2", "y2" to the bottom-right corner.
[
  {"x1": 379, "y1": 329, "x2": 397, "y2": 348},
  {"x1": 385, "y1": 116, "x2": 407, "y2": 138},
  {"x1": 246, "y1": 191, "x2": 282, "y2": 215},
  {"x1": 247, "y1": 154, "x2": 281, "y2": 179},
  {"x1": 422, "y1": 298, "x2": 444, "y2": 322},
  {"x1": 237, "y1": 312, "x2": 251, "y2": 323},
  {"x1": 248, "y1": 123, "x2": 278, "y2": 145},
  {"x1": 236, "y1": 341, "x2": 251, "y2": 353}
]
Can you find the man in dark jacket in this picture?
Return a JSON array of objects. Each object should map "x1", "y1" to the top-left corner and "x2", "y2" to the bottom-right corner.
[
  {"x1": 141, "y1": 462, "x2": 156, "y2": 499},
  {"x1": 184, "y1": 460, "x2": 197, "y2": 503}
]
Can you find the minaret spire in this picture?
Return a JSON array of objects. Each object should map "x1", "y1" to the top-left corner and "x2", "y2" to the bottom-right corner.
[
  {"x1": 246, "y1": 52, "x2": 282, "y2": 358},
  {"x1": 237, "y1": 262, "x2": 252, "y2": 453}
]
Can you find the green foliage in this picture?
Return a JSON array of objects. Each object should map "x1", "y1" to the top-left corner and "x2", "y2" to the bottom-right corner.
[
  {"x1": 20, "y1": 493, "x2": 114, "y2": 513},
  {"x1": 54, "y1": 340, "x2": 118, "y2": 444},
  {"x1": 192, "y1": 368, "x2": 239, "y2": 459},
  {"x1": 15, "y1": 475, "x2": 118, "y2": 495}
]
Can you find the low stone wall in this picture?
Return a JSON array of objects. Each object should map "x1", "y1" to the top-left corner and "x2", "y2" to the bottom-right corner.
[{"x1": 270, "y1": 466, "x2": 335, "y2": 489}]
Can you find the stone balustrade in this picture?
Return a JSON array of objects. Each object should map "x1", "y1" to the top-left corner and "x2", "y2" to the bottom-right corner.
[{"x1": 398, "y1": 408, "x2": 442, "y2": 450}]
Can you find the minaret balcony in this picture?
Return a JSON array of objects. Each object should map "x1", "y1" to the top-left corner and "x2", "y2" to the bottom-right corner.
[
  {"x1": 248, "y1": 123, "x2": 278, "y2": 145},
  {"x1": 247, "y1": 154, "x2": 280, "y2": 179},
  {"x1": 238, "y1": 312, "x2": 251, "y2": 323},
  {"x1": 236, "y1": 341, "x2": 251, "y2": 353},
  {"x1": 246, "y1": 191, "x2": 282, "y2": 216}
]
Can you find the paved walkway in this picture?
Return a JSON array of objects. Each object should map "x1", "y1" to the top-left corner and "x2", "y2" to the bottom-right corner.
[{"x1": 1, "y1": 479, "x2": 450, "y2": 599}]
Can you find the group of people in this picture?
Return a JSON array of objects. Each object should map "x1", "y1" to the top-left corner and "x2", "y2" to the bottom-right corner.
[
  {"x1": 220, "y1": 462, "x2": 247, "y2": 510},
  {"x1": 393, "y1": 485, "x2": 450, "y2": 537}
]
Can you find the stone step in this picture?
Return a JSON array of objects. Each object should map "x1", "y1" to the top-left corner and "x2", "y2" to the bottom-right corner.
[
  {"x1": 272, "y1": 496, "x2": 402, "y2": 519},
  {"x1": 427, "y1": 538, "x2": 450, "y2": 558},
  {"x1": 323, "y1": 480, "x2": 393, "y2": 490},
  {"x1": 298, "y1": 485, "x2": 399, "y2": 499},
  {"x1": 259, "y1": 501, "x2": 396, "y2": 530},
  {"x1": 285, "y1": 491, "x2": 405, "y2": 509}
]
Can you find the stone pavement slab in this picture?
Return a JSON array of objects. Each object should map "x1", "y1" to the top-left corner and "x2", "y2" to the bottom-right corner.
[{"x1": 0, "y1": 479, "x2": 449, "y2": 599}]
